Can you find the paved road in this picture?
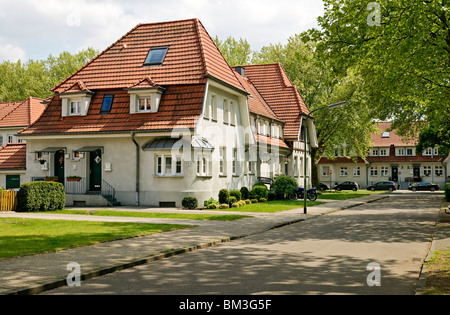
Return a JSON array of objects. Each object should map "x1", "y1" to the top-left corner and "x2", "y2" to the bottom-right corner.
[{"x1": 43, "y1": 193, "x2": 440, "y2": 295}]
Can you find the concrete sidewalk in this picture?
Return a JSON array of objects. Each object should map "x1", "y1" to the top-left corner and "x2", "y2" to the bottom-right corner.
[{"x1": 0, "y1": 193, "x2": 393, "y2": 295}]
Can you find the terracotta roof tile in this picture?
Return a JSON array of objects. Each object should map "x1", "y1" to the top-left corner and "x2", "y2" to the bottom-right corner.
[
  {"x1": 239, "y1": 63, "x2": 310, "y2": 140},
  {"x1": 0, "y1": 97, "x2": 46, "y2": 128},
  {"x1": 0, "y1": 143, "x2": 26, "y2": 170},
  {"x1": 371, "y1": 122, "x2": 416, "y2": 147},
  {"x1": 255, "y1": 134, "x2": 290, "y2": 149}
]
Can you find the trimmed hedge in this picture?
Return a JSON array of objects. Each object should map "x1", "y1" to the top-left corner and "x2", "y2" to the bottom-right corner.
[
  {"x1": 445, "y1": 184, "x2": 450, "y2": 202},
  {"x1": 218, "y1": 189, "x2": 229, "y2": 204},
  {"x1": 17, "y1": 181, "x2": 65, "y2": 212},
  {"x1": 182, "y1": 196, "x2": 198, "y2": 210},
  {"x1": 230, "y1": 190, "x2": 242, "y2": 201}
]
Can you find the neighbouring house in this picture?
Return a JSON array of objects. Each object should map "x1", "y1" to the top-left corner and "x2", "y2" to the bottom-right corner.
[
  {"x1": 317, "y1": 122, "x2": 449, "y2": 189},
  {"x1": 0, "y1": 97, "x2": 46, "y2": 189},
  {"x1": 18, "y1": 18, "x2": 316, "y2": 207}
]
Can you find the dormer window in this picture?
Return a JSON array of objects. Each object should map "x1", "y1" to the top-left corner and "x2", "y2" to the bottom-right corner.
[
  {"x1": 70, "y1": 101, "x2": 81, "y2": 115},
  {"x1": 138, "y1": 96, "x2": 152, "y2": 112},
  {"x1": 59, "y1": 81, "x2": 94, "y2": 117},
  {"x1": 143, "y1": 46, "x2": 169, "y2": 66},
  {"x1": 127, "y1": 77, "x2": 165, "y2": 114}
]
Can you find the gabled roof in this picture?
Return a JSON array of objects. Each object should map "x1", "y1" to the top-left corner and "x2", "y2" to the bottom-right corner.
[
  {"x1": 372, "y1": 122, "x2": 416, "y2": 147},
  {"x1": 238, "y1": 63, "x2": 310, "y2": 141},
  {"x1": 0, "y1": 143, "x2": 26, "y2": 170},
  {"x1": 53, "y1": 18, "x2": 245, "y2": 94},
  {"x1": 0, "y1": 97, "x2": 46, "y2": 128}
]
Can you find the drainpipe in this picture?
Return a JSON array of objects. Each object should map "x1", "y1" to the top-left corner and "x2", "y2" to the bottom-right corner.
[{"x1": 131, "y1": 132, "x2": 140, "y2": 206}]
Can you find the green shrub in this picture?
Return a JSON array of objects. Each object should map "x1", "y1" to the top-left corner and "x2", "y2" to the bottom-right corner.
[
  {"x1": 238, "y1": 200, "x2": 246, "y2": 207},
  {"x1": 207, "y1": 203, "x2": 219, "y2": 209},
  {"x1": 272, "y1": 174, "x2": 298, "y2": 196},
  {"x1": 218, "y1": 189, "x2": 229, "y2": 204},
  {"x1": 252, "y1": 181, "x2": 267, "y2": 188},
  {"x1": 445, "y1": 184, "x2": 450, "y2": 202},
  {"x1": 17, "y1": 181, "x2": 65, "y2": 212},
  {"x1": 229, "y1": 196, "x2": 237, "y2": 206},
  {"x1": 219, "y1": 204, "x2": 229, "y2": 209},
  {"x1": 182, "y1": 196, "x2": 198, "y2": 210},
  {"x1": 230, "y1": 190, "x2": 242, "y2": 201},
  {"x1": 259, "y1": 198, "x2": 267, "y2": 202},
  {"x1": 251, "y1": 185, "x2": 268, "y2": 199},
  {"x1": 240, "y1": 187, "x2": 249, "y2": 200},
  {"x1": 204, "y1": 197, "x2": 219, "y2": 207},
  {"x1": 245, "y1": 199, "x2": 251, "y2": 204},
  {"x1": 232, "y1": 203, "x2": 239, "y2": 208},
  {"x1": 251, "y1": 199, "x2": 258, "y2": 203},
  {"x1": 268, "y1": 191, "x2": 276, "y2": 201}
]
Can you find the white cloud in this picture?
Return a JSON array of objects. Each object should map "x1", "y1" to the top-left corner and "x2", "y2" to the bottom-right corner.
[
  {"x1": 0, "y1": 38, "x2": 26, "y2": 62},
  {"x1": 0, "y1": 0, "x2": 323, "y2": 61}
]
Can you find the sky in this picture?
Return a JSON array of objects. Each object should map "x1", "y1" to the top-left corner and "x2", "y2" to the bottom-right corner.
[{"x1": 0, "y1": 0, "x2": 324, "y2": 63}]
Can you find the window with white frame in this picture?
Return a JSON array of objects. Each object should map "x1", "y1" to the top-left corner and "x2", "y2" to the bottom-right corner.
[
  {"x1": 397, "y1": 149, "x2": 404, "y2": 156},
  {"x1": 232, "y1": 148, "x2": 237, "y2": 175},
  {"x1": 70, "y1": 100, "x2": 81, "y2": 115},
  {"x1": 379, "y1": 149, "x2": 388, "y2": 156},
  {"x1": 219, "y1": 146, "x2": 226, "y2": 175},
  {"x1": 380, "y1": 166, "x2": 389, "y2": 176},
  {"x1": 435, "y1": 166, "x2": 443, "y2": 176},
  {"x1": 371, "y1": 149, "x2": 378, "y2": 156},
  {"x1": 138, "y1": 96, "x2": 152, "y2": 112},
  {"x1": 424, "y1": 148, "x2": 432, "y2": 155},
  {"x1": 293, "y1": 157, "x2": 298, "y2": 177},
  {"x1": 340, "y1": 167, "x2": 348, "y2": 176},
  {"x1": 223, "y1": 99, "x2": 229, "y2": 124},
  {"x1": 196, "y1": 154, "x2": 212, "y2": 177},
  {"x1": 322, "y1": 166, "x2": 330, "y2": 177},
  {"x1": 406, "y1": 148, "x2": 414, "y2": 156},
  {"x1": 230, "y1": 101, "x2": 236, "y2": 125},
  {"x1": 155, "y1": 155, "x2": 183, "y2": 176},
  {"x1": 423, "y1": 166, "x2": 432, "y2": 176},
  {"x1": 370, "y1": 166, "x2": 378, "y2": 176},
  {"x1": 353, "y1": 167, "x2": 361, "y2": 176}
]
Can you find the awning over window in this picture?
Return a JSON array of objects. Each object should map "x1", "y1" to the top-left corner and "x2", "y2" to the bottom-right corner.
[
  {"x1": 192, "y1": 137, "x2": 214, "y2": 150},
  {"x1": 74, "y1": 146, "x2": 103, "y2": 153},
  {"x1": 142, "y1": 137, "x2": 214, "y2": 151}
]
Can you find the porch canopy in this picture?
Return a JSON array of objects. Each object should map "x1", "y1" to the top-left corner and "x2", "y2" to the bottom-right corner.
[
  {"x1": 34, "y1": 147, "x2": 66, "y2": 153},
  {"x1": 74, "y1": 146, "x2": 104, "y2": 153},
  {"x1": 143, "y1": 137, "x2": 214, "y2": 151}
]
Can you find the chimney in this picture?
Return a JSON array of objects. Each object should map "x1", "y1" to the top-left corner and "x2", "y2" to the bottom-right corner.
[{"x1": 235, "y1": 66, "x2": 245, "y2": 77}]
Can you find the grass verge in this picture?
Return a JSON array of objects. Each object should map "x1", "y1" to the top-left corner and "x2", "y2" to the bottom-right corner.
[
  {"x1": 0, "y1": 217, "x2": 191, "y2": 260},
  {"x1": 216, "y1": 200, "x2": 326, "y2": 213},
  {"x1": 423, "y1": 250, "x2": 450, "y2": 295},
  {"x1": 46, "y1": 210, "x2": 249, "y2": 221}
]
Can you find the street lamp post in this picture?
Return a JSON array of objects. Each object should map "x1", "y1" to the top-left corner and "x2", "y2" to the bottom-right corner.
[{"x1": 303, "y1": 101, "x2": 347, "y2": 214}]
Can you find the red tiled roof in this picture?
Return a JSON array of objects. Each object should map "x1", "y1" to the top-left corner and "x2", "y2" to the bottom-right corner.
[
  {"x1": 53, "y1": 19, "x2": 245, "y2": 94},
  {"x1": 372, "y1": 122, "x2": 416, "y2": 147},
  {"x1": 0, "y1": 97, "x2": 46, "y2": 128},
  {"x1": 317, "y1": 157, "x2": 368, "y2": 164},
  {"x1": 255, "y1": 134, "x2": 290, "y2": 149},
  {"x1": 0, "y1": 143, "x2": 26, "y2": 170},
  {"x1": 20, "y1": 85, "x2": 205, "y2": 135},
  {"x1": 239, "y1": 63, "x2": 310, "y2": 140}
]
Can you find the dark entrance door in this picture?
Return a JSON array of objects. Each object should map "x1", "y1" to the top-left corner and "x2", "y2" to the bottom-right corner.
[
  {"x1": 413, "y1": 166, "x2": 420, "y2": 181},
  {"x1": 89, "y1": 149, "x2": 102, "y2": 191},
  {"x1": 392, "y1": 166, "x2": 398, "y2": 182},
  {"x1": 54, "y1": 150, "x2": 65, "y2": 183}
]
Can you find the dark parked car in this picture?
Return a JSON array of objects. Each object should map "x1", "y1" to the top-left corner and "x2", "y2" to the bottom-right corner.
[
  {"x1": 367, "y1": 181, "x2": 397, "y2": 192},
  {"x1": 319, "y1": 182, "x2": 330, "y2": 191},
  {"x1": 408, "y1": 182, "x2": 440, "y2": 192},
  {"x1": 334, "y1": 181, "x2": 359, "y2": 191}
]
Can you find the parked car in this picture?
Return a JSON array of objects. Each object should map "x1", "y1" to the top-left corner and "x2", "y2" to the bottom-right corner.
[
  {"x1": 408, "y1": 182, "x2": 440, "y2": 192},
  {"x1": 334, "y1": 181, "x2": 359, "y2": 191},
  {"x1": 367, "y1": 181, "x2": 397, "y2": 192},
  {"x1": 318, "y1": 182, "x2": 330, "y2": 191}
]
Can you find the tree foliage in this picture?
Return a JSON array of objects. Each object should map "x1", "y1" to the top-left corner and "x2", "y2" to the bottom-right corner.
[
  {"x1": 0, "y1": 48, "x2": 98, "y2": 102},
  {"x1": 213, "y1": 36, "x2": 253, "y2": 66}
]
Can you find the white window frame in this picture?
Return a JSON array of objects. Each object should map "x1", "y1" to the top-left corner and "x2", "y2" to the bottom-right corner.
[
  {"x1": 423, "y1": 166, "x2": 432, "y2": 177},
  {"x1": 196, "y1": 154, "x2": 212, "y2": 177},
  {"x1": 232, "y1": 148, "x2": 237, "y2": 175},
  {"x1": 219, "y1": 146, "x2": 226, "y2": 176},
  {"x1": 380, "y1": 166, "x2": 389, "y2": 176},
  {"x1": 70, "y1": 100, "x2": 81, "y2": 115},
  {"x1": 322, "y1": 166, "x2": 330, "y2": 177},
  {"x1": 370, "y1": 166, "x2": 378, "y2": 176},
  {"x1": 230, "y1": 101, "x2": 236, "y2": 125},
  {"x1": 155, "y1": 155, "x2": 183, "y2": 176},
  {"x1": 435, "y1": 166, "x2": 443, "y2": 176},
  {"x1": 223, "y1": 99, "x2": 229, "y2": 124},
  {"x1": 353, "y1": 167, "x2": 361, "y2": 176},
  {"x1": 379, "y1": 149, "x2": 387, "y2": 156},
  {"x1": 138, "y1": 96, "x2": 152, "y2": 112},
  {"x1": 340, "y1": 167, "x2": 348, "y2": 176}
]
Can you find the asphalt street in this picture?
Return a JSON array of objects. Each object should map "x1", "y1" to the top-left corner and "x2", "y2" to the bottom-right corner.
[{"x1": 43, "y1": 193, "x2": 441, "y2": 295}]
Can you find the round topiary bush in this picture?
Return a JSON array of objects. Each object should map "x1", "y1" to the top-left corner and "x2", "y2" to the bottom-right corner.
[
  {"x1": 218, "y1": 189, "x2": 229, "y2": 204},
  {"x1": 251, "y1": 185, "x2": 268, "y2": 199},
  {"x1": 240, "y1": 187, "x2": 249, "y2": 200},
  {"x1": 230, "y1": 190, "x2": 242, "y2": 201},
  {"x1": 182, "y1": 196, "x2": 198, "y2": 210},
  {"x1": 272, "y1": 174, "x2": 298, "y2": 197}
]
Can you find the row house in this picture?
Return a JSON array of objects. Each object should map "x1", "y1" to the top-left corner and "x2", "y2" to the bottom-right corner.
[
  {"x1": 317, "y1": 122, "x2": 449, "y2": 189},
  {"x1": 18, "y1": 19, "x2": 316, "y2": 207}
]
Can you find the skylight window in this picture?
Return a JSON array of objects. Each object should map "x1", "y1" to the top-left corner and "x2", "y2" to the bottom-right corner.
[
  {"x1": 101, "y1": 94, "x2": 114, "y2": 114},
  {"x1": 382, "y1": 132, "x2": 390, "y2": 138},
  {"x1": 143, "y1": 46, "x2": 169, "y2": 66}
]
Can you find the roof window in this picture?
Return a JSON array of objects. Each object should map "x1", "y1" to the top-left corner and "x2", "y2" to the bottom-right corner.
[
  {"x1": 101, "y1": 94, "x2": 114, "y2": 114},
  {"x1": 143, "y1": 46, "x2": 169, "y2": 66},
  {"x1": 382, "y1": 131, "x2": 390, "y2": 138}
]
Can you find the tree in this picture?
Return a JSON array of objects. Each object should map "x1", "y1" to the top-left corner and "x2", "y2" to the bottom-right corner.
[
  {"x1": 0, "y1": 48, "x2": 98, "y2": 102},
  {"x1": 314, "y1": 0, "x2": 450, "y2": 141},
  {"x1": 213, "y1": 36, "x2": 253, "y2": 66}
]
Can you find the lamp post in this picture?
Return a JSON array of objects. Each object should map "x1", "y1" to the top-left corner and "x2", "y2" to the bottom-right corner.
[{"x1": 303, "y1": 101, "x2": 347, "y2": 214}]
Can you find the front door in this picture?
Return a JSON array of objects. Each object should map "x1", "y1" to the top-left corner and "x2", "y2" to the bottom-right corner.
[
  {"x1": 392, "y1": 166, "x2": 398, "y2": 182},
  {"x1": 54, "y1": 150, "x2": 65, "y2": 184},
  {"x1": 413, "y1": 166, "x2": 420, "y2": 181},
  {"x1": 89, "y1": 149, "x2": 102, "y2": 191}
]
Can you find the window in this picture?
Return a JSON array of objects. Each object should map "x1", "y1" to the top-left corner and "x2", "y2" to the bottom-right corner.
[
  {"x1": 370, "y1": 166, "x2": 378, "y2": 176},
  {"x1": 423, "y1": 166, "x2": 431, "y2": 176},
  {"x1": 435, "y1": 166, "x2": 443, "y2": 176},
  {"x1": 138, "y1": 96, "x2": 152, "y2": 112},
  {"x1": 143, "y1": 46, "x2": 169, "y2": 66},
  {"x1": 7, "y1": 135, "x2": 13, "y2": 143},
  {"x1": 223, "y1": 99, "x2": 229, "y2": 124},
  {"x1": 379, "y1": 149, "x2": 387, "y2": 156},
  {"x1": 211, "y1": 95, "x2": 217, "y2": 120},
  {"x1": 176, "y1": 157, "x2": 182, "y2": 174},
  {"x1": 424, "y1": 148, "x2": 432, "y2": 155},
  {"x1": 322, "y1": 166, "x2": 330, "y2": 177},
  {"x1": 219, "y1": 146, "x2": 226, "y2": 175},
  {"x1": 232, "y1": 149, "x2": 237, "y2": 175},
  {"x1": 70, "y1": 101, "x2": 81, "y2": 115},
  {"x1": 380, "y1": 166, "x2": 389, "y2": 176},
  {"x1": 196, "y1": 155, "x2": 212, "y2": 176},
  {"x1": 165, "y1": 156, "x2": 172, "y2": 175},
  {"x1": 101, "y1": 94, "x2": 114, "y2": 114},
  {"x1": 397, "y1": 149, "x2": 404, "y2": 156},
  {"x1": 382, "y1": 132, "x2": 390, "y2": 138},
  {"x1": 230, "y1": 101, "x2": 236, "y2": 125},
  {"x1": 406, "y1": 148, "x2": 414, "y2": 156},
  {"x1": 155, "y1": 155, "x2": 182, "y2": 176},
  {"x1": 371, "y1": 149, "x2": 378, "y2": 156},
  {"x1": 353, "y1": 167, "x2": 361, "y2": 176},
  {"x1": 340, "y1": 167, "x2": 348, "y2": 176}
]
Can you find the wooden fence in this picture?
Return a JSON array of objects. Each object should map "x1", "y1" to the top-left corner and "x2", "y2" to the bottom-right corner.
[{"x1": 0, "y1": 190, "x2": 18, "y2": 211}]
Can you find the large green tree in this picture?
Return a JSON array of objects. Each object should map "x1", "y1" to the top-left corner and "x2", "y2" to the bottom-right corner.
[
  {"x1": 0, "y1": 48, "x2": 98, "y2": 102},
  {"x1": 313, "y1": 0, "x2": 450, "y2": 150}
]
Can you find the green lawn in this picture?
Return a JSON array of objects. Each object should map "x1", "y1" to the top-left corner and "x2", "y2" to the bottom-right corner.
[
  {"x1": 47, "y1": 210, "x2": 249, "y2": 221},
  {"x1": 215, "y1": 200, "x2": 326, "y2": 213},
  {"x1": 0, "y1": 217, "x2": 191, "y2": 260},
  {"x1": 318, "y1": 190, "x2": 385, "y2": 200}
]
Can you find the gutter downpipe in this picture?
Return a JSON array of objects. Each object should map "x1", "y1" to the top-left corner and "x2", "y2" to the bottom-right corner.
[{"x1": 131, "y1": 132, "x2": 140, "y2": 206}]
